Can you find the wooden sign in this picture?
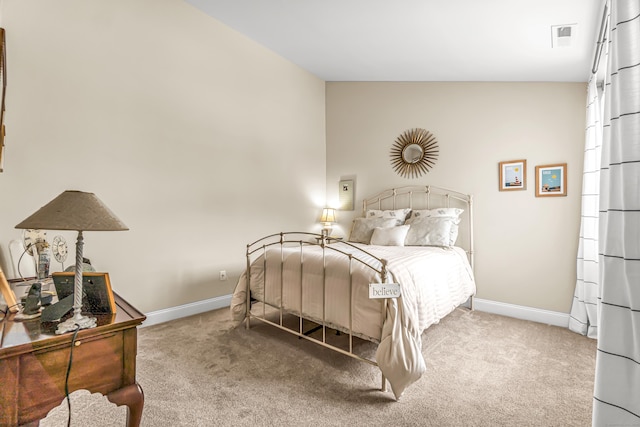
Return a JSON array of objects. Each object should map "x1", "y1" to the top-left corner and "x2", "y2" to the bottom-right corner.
[{"x1": 0, "y1": 266, "x2": 19, "y2": 313}]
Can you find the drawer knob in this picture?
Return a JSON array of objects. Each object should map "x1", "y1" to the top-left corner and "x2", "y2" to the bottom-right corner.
[{"x1": 74, "y1": 341, "x2": 82, "y2": 347}]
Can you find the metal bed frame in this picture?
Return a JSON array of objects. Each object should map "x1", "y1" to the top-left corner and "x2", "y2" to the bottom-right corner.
[
  {"x1": 362, "y1": 185, "x2": 475, "y2": 296},
  {"x1": 242, "y1": 185, "x2": 474, "y2": 393}
]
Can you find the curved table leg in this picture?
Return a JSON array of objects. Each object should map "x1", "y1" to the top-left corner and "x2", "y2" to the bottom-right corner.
[{"x1": 106, "y1": 383, "x2": 144, "y2": 427}]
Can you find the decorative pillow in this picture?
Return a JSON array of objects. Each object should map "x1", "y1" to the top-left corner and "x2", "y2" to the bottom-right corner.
[
  {"x1": 406, "y1": 208, "x2": 463, "y2": 220},
  {"x1": 406, "y1": 208, "x2": 464, "y2": 246},
  {"x1": 370, "y1": 225, "x2": 410, "y2": 246},
  {"x1": 348, "y1": 218, "x2": 402, "y2": 244},
  {"x1": 404, "y1": 217, "x2": 453, "y2": 247},
  {"x1": 366, "y1": 208, "x2": 411, "y2": 222}
]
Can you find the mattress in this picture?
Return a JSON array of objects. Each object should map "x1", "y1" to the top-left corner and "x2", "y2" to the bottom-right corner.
[{"x1": 232, "y1": 243, "x2": 475, "y2": 338}]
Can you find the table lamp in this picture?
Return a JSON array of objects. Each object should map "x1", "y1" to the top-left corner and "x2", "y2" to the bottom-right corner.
[
  {"x1": 320, "y1": 208, "x2": 336, "y2": 237},
  {"x1": 15, "y1": 190, "x2": 128, "y2": 334}
]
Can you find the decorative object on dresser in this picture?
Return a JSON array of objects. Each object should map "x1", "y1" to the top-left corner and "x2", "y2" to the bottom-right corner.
[
  {"x1": 0, "y1": 264, "x2": 18, "y2": 313},
  {"x1": 498, "y1": 159, "x2": 527, "y2": 191},
  {"x1": 20, "y1": 228, "x2": 49, "y2": 278},
  {"x1": 16, "y1": 282, "x2": 41, "y2": 319},
  {"x1": 52, "y1": 271, "x2": 116, "y2": 314},
  {"x1": 15, "y1": 190, "x2": 128, "y2": 334},
  {"x1": 51, "y1": 234, "x2": 69, "y2": 270},
  {"x1": 231, "y1": 185, "x2": 475, "y2": 400},
  {"x1": 535, "y1": 163, "x2": 567, "y2": 197},
  {"x1": 22, "y1": 228, "x2": 47, "y2": 257},
  {"x1": 390, "y1": 128, "x2": 439, "y2": 178}
]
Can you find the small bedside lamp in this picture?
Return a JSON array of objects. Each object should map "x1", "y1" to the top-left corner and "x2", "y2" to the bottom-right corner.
[
  {"x1": 15, "y1": 190, "x2": 128, "y2": 334},
  {"x1": 320, "y1": 208, "x2": 336, "y2": 237}
]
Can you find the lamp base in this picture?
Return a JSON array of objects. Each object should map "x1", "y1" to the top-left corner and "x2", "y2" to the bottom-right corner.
[
  {"x1": 55, "y1": 314, "x2": 97, "y2": 334},
  {"x1": 14, "y1": 310, "x2": 42, "y2": 321}
]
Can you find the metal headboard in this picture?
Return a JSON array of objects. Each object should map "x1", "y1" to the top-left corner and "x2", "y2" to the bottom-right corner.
[{"x1": 362, "y1": 185, "x2": 474, "y2": 271}]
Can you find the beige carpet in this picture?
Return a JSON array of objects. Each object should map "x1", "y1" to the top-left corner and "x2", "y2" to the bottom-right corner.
[{"x1": 41, "y1": 306, "x2": 596, "y2": 426}]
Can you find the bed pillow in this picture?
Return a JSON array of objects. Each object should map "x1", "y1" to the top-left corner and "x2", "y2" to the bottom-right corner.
[
  {"x1": 348, "y1": 218, "x2": 402, "y2": 244},
  {"x1": 404, "y1": 217, "x2": 454, "y2": 247},
  {"x1": 406, "y1": 208, "x2": 463, "y2": 220},
  {"x1": 406, "y1": 208, "x2": 464, "y2": 246},
  {"x1": 366, "y1": 208, "x2": 411, "y2": 223},
  {"x1": 370, "y1": 224, "x2": 410, "y2": 246}
]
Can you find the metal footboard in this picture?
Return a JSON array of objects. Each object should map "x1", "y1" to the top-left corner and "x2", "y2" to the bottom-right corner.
[{"x1": 244, "y1": 232, "x2": 390, "y2": 391}]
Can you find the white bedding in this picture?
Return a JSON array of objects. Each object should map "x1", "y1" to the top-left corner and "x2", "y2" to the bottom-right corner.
[{"x1": 230, "y1": 242, "x2": 476, "y2": 398}]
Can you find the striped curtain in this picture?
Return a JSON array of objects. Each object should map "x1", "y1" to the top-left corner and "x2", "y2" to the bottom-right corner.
[
  {"x1": 593, "y1": 0, "x2": 640, "y2": 424},
  {"x1": 569, "y1": 77, "x2": 603, "y2": 339}
]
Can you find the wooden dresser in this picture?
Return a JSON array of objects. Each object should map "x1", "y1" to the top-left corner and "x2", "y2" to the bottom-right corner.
[{"x1": 0, "y1": 293, "x2": 146, "y2": 426}]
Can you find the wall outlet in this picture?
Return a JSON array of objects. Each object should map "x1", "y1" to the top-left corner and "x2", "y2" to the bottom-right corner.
[{"x1": 219, "y1": 270, "x2": 227, "y2": 281}]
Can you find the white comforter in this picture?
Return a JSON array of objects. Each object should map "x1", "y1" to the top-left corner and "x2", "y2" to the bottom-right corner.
[{"x1": 230, "y1": 243, "x2": 476, "y2": 398}]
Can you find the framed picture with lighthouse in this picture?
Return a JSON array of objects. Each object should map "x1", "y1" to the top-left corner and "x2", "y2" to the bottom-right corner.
[{"x1": 499, "y1": 159, "x2": 526, "y2": 191}]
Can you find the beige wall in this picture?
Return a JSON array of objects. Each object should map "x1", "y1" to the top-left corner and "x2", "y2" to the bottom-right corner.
[
  {"x1": 0, "y1": 2, "x2": 588, "y2": 316},
  {"x1": 326, "y1": 82, "x2": 586, "y2": 313},
  {"x1": 0, "y1": 0, "x2": 326, "y2": 312}
]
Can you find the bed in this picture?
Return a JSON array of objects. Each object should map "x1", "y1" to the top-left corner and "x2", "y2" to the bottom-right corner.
[{"x1": 230, "y1": 185, "x2": 476, "y2": 399}]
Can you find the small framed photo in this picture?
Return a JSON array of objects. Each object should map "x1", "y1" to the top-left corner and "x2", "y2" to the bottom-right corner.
[
  {"x1": 499, "y1": 159, "x2": 526, "y2": 191},
  {"x1": 535, "y1": 163, "x2": 567, "y2": 197},
  {"x1": 52, "y1": 272, "x2": 116, "y2": 314},
  {"x1": 339, "y1": 179, "x2": 354, "y2": 210}
]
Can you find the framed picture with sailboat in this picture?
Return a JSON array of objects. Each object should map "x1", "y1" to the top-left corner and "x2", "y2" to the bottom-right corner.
[{"x1": 535, "y1": 163, "x2": 567, "y2": 197}]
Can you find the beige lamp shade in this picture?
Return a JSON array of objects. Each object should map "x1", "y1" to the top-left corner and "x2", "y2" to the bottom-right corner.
[
  {"x1": 320, "y1": 208, "x2": 336, "y2": 237},
  {"x1": 320, "y1": 208, "x2": 336, "y2": 224},
  {"x1": 15, "y1": 190, "x2": 128, "y2": 231}
]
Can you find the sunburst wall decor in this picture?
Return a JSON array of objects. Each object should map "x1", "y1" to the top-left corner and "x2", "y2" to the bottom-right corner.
[{"x1": 390, "y1": 128, "x2": 439, "y2": 178}]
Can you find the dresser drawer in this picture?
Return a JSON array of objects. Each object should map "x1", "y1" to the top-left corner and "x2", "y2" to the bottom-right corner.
[{"x1": 18, "y1": 331, "x2": 125, "y2": 423}]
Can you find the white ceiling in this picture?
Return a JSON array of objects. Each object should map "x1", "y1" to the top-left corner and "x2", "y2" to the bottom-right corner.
[{"x1": 186, "y1": 0, "x2": 604, "y2": 82}]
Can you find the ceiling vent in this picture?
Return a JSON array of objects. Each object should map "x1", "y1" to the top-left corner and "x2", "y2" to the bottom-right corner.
[{"x1": 551, "y1": 24, "x2": 577, "y2": 48}]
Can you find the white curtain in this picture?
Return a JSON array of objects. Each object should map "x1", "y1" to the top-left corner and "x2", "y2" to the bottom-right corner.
[
  {"x1": 593, "y1": 0, "x2": 640, "y2": 424},
  {"x1": 569, "y1": 76, "x2": 603, "y2": 339}
]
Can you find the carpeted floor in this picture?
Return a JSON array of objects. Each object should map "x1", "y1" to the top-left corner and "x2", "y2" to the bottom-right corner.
[{"x1": 41, "y1": 306, "x2": 597, "y2": 426}]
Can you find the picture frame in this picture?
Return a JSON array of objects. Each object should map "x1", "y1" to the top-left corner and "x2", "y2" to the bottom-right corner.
[
  {"x1": 535, "y1": 163, "x2": 567, "y2": 197},
  {"x1": 0, "y1": 266, "x2": 19, "y2": 313},
  {"x1": 52, "y1": 272, "x2": 116, "y2": 314},
  {"x1": 339, "y1": 179, "x2": 354, "y2": 210},
  {"x1": 499, "y1": 159, "x2": 526, "y2": 191},
  {"x1": 0, "y1": 28, "x2": 6, "y2": 173}
]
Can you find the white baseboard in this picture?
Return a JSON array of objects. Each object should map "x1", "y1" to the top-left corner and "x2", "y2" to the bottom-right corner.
[
  {"x1": 473, "y1": 298, "x2": 570, "y2": 328},
  {"x1": 141, "y1": 294, "x2": 570, "y2": 329},
  {"x1": 142, "y1": 294, "x2": 233, "y2": 327}
]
